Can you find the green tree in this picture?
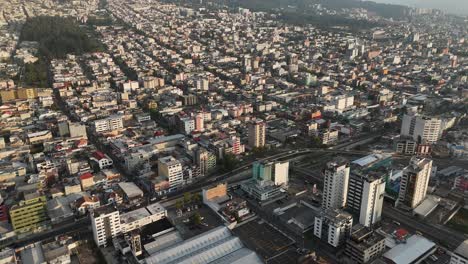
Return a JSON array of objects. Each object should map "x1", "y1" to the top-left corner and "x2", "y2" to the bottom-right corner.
[
  {"x1": 192, "y1": 193, "x2": 201, "y2": 204},
  {"x1": 220, "y1": 153, "x2": 239, "y2": 173},
  {"x1": 193, "y1": 213, "x2": 202, "y2": 225},
  {"x1": 184, "y1": 192, "x2": 192, "y2": 204},
  {"x1": 175, "y1": 199, "x2": 184, "y2": 210}
]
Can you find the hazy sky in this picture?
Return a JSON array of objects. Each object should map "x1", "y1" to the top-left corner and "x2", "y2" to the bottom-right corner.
[{"x1": 370, "y1": 0, "x2": 468, "y2": 15}]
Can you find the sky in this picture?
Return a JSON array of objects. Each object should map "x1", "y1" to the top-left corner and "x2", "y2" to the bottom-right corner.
[{"x1": 370, "y1": 0, "x2": 468, "y2": 15}]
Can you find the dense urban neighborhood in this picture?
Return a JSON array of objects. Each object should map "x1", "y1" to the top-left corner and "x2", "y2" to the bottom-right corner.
[{"x1": 0, "y1": 0, "x2": 467, "y2": 263}]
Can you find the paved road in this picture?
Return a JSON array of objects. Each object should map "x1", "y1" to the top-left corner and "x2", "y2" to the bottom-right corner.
[
  {"x1": 0, "y1": 218, "x2": 90, "y2": 249},
  {"x1": 382, "y1": 206, "x2": 466, "y2": 250}
]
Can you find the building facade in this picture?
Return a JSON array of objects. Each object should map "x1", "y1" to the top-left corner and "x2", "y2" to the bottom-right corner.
[
  {"x1": 91, "y1": 205, "x2": 121, "y2": 247},
  {"x1": 248, "y1": 120, "x2": 266, "y2": 148},
  {"x1": 322, "y1": 159, "x2": 350, "y2": 210},
  {"x1": 398, "y1": 157, "x2": 432, "y2": 209},
  {"x1": 401, "y1": 114, "x2": 441, "y2": 144}
]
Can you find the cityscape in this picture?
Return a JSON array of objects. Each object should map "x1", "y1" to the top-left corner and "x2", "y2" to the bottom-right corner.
[{"x1": 0, "y1": 0, "x2": 467, "y2": 263}]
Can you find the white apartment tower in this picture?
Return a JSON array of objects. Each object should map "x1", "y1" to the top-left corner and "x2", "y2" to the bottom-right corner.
[
  {"x1": 322, "y1": 158, "x2": 350, "y2": 210},
  {"x1": 401, "y1": 114, "x2": 442, "y2": 144},
  {"x1": 398, "y1": 157, "x2": 433, "y2": 209},
  {"x1": 248, "y1": 120, "x2": 266, "y2": 148},
  {"x1": 158, "y1": 156, "x2": 183, "y2": 189},
  {"x1": 91, "y1": 205, "x2": 121, "y2": 247},
  {"x1": 347, "y1": 172, "x2": 386, "y2": 227}
]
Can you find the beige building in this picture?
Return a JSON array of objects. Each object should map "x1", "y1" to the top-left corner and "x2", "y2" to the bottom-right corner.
[
  {"x1": 202, "y1": 183, "x2": 228, "y2": 202},
  {"x1": 248, "y1": 120, "x2": 266, "y2": 148}
]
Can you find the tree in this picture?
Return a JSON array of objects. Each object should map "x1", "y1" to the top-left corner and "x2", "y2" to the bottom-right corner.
[
  {"x1": 192, "y1": 213, "x2": 202, "y2": 225},
  {"x1": 184, "y1": 192, "x2": 192, "y2": 204},
  {"x1": 192, "y1": 193, "x2": 201, "y2": 204},
  {"x1": 220, "y1": 153, "x2": 239, "y2": 173},
  {"x1": 175, "y1": 199, "x2": 184, "y2": 210}
]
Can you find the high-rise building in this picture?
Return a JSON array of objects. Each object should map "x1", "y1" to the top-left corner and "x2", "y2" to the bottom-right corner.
[
  {"x1": 158, "y1": 156, "x2": 183, "y2": 189},
  {"x1": 91, "y1": 205, "x2": 121, "y2": 247},
  {"x1": 195, "y1": 113, "x2": 204, "y2": 131},
  {"x1": 401, "y1": 114, "x2": 442, "y2": 144},
  {"x1": 248, "y1": 120, "x2": 266, "y2": 148},
  {"x1": 314, "y1": 209, "x2": 353, "y2": 247},
  {"x1": 347, "y1": 172, "x2": 386, "y2": 227},
  {"x1": 322, "y1": 158, "x2": 350, "y2": 210},
  {"x1": 398, "y1": 157, "x2": 433, "y2": 209},
  {"x1": 195, "y1": 148, "x2": 217, "y2": 176},
  {"x1": 196, "y1": 78, "x2": 209, "y2": 91},
  {"x1": 252, "y1": 160, "x2": 289, "y2": 186}
]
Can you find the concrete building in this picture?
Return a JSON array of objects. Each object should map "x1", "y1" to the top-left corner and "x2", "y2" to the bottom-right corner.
[
  {"x1": 248, "y1": 120, "x2": 266, "y2": 148},
  {"x1": 10, "y1": 193, "x2": 48, "y2": 232},
  {"x1": 401, "y1": 114, "x2": 442, "y2": 144},
  {"x1": 252, "y1": 160, "x2": 289, "y2": 186},
  {"x1": 91, "y1": 205, "x2": 121, "y2": 247},
  {"x1": 345, "y1": 225, "x2": 386, "y2": 263},
  {"x1": 195, "y1": 148, "x2": 216, "y2": 176},
  {"x1": 322, "y1": 158, "x2": 350, "y2": 210},
  {"x1": 94, "y1": 115, "x2": 124, "y2": 133},
  {"x1": 348, "y1": 156, "x2": 386, "y2": 227},
  {"x1": 120, "y1": 203, "x2": 167, "y2": 233},
  {"x1": 451, "y1": 240, "x2": 468, "y2": 264},
  {"x1": 314, "y1": 209, "x2": 353, "y2": 247},
  {"x1": 398, "y1": 157, "x2": 433, "y2": 209},
  {"x1": 158, "y1": 156, "x2": 183, "y2": 189}
]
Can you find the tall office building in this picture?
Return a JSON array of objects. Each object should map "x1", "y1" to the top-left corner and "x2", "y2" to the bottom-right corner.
[
  {"x1": 158, "y1": 156, "x2": 183, "y2": 189},
  {"x1": 398, "y1": 157, "x2": 433, "y2": 209},
  {"x1": 91, "y1": 205, "x2": 121, "y2": 247},
  {"x1": 401, "y1": 114, "x2": 442, "y2": 144},
  {"x1": 322, "y1": 158, "x2": 350, "y2": 210},
  {"x1": 347, "y1": 172, "x2": 386, "y2": 227},
  {"x1": 252, "y1": 160, "x2": 289, "y2": 186},
  {"x1": 248, "y1": 120, "x2": 266, "y2": 148}
]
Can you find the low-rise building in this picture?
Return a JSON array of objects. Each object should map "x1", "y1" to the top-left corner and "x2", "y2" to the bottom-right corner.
[
  {"x1": 345, "y1": 225, "x2": 386, "y2": 263},
  {"x1": 314, "y1": 209, "x2": 353, "y2": 247},
  {"x1": 10, "y1": 193, "x2": 48, "y2": 232}
]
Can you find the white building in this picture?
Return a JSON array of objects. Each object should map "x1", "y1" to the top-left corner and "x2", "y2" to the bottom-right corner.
[
  {"x1": 90, "y1": 151, "x2": 113, "y2": 169},
  {"x1": 158, "y1": 156, "x2": 183, "y2": 189},
  {"x1": 451, "y1": 240, "x2": 468, "y2": 264},
  {"x1": 401, "y1": 114, "x2": 441, "y2": 144},
  {"x1": 94, "y1": 115, "x2": 124, "y2": 133},
  {"x1": 179, "y1": 117, "x2": 195, "y2": 135},
  {"x1": 348, "y1": 173, "x2": 386, "y2": 227},
  {"x1": 91, "y1": 205, "x2": 121, "y2": 247},
  {"x1": 314, "y1": 209, "x2": 353, "y2": 247},
  {"x1": 120, "y1": 203, "x2": 167, "y2": 233},
  {"x1": 252, "y1": 160, "x2": 289, "y2": 186},
  {"x1": 322, "y1": 159, "x2": 350, "y2": 210},
  {"x1": 398, "y1": 157, "x2": 433, "y2": 209}
]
